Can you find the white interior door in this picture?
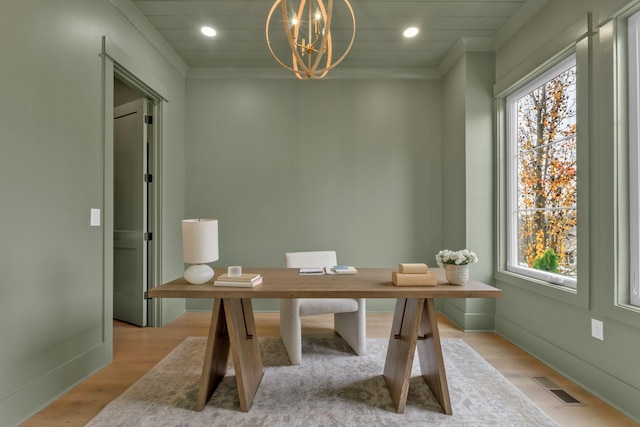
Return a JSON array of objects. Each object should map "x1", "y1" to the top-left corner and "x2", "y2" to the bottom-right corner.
[{"x1": 113, "y1": 98, "x2": 149, "y2": 326}]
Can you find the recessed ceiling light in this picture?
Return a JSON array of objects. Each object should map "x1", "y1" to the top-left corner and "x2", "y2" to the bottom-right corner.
[
  {"x1": 201, "y1": 26, "x2": 216, "y2": 37},
  {"x1": 403, "y1": 27, "x2": 419, "y2": 38}
]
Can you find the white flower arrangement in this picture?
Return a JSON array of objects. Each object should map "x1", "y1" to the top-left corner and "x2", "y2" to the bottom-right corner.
[{"x1": 435, "y1": 249, "x2": 479, "y2": 266}]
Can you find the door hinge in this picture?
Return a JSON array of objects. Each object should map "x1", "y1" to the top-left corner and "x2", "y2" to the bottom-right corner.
[
  {"x1": 144, "y1": 173, "x2": 153, "y2": 183},
  {"x1": 144, "y1": 232, "x2": 153, "y2": 241},
  {"x1": 144, "y1": 115, "x2": 153, "y2": 124},
  {"x1": 144, "y1": 291, "x2": 149, "y2": 300}
]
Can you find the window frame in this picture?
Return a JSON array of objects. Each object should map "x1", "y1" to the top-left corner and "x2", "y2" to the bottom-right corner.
[
  {"x1": 592, "y1": 4, "x2": 640, "y2": 326},
  {"x1": 628, "y1": 10, "x2": 640, "y2": 307},
  {"x1": 494, "y1": 25, "x2": 590, "y2": 309},
  {"x1": 505, "y1": 54, "x2": 578, "y2": 289}
]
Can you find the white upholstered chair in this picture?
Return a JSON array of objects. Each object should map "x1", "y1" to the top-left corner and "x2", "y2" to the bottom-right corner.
[{"x1": 280, "y1": 250, "x2": 366, "y2": 365}]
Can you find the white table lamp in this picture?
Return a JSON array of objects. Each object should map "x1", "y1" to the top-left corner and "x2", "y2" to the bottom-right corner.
[{"x1": 182, "y1": 219, "x2": 219, "y2": 284}]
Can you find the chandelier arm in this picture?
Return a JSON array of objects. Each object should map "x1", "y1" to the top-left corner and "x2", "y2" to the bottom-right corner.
[
  {"x1": 289, "y1": 0, "x2": 301, "y2": 77},
  {"x1": 311, "y1": 0, "x2": 355, "y2": 78},
  {"x1": 291, "y1": 0, "x2": 302, "y2": 47},
  {"x1": 307, "y1": 0, "x2": 312, "y2": 70},
  {"x1": 310, "y1": 0, "x2": 331, "y2": 74},
  {"x1": 317, "y1": 32, "x2": 332, "y2": 78},
  {"x1": 293, "y1": 0, "x2": 305, "y2": 48},
  {"x1": 289, "y1": 0, "x2": 314, "y2": 78},
  {"x1": 284, "y1": 0, "x2": 303, "y2": 60}
]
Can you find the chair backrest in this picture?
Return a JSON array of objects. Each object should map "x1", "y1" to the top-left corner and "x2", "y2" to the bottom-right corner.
[{"x1": 285, "y1": 251, "x2": 337, "y2": 268}]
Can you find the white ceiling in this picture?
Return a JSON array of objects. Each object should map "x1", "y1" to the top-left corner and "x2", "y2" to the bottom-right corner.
[{"x1": 130, "y1": 0, "x2": 546, "y2": 78}]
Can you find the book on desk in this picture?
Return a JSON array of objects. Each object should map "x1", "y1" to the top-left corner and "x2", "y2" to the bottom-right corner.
[
  {"x1": 298, "y1": 268, "x2": 326, "y2": 275},
  {"x1": 331, "y1": 265, "x2": 358, "y2": 274},
  {"x1": 298, "y1": 266, "x2": 359, "y2": 275},
  {"x1": 213, "y1": 273, "x2": 263, "y2": 287}
]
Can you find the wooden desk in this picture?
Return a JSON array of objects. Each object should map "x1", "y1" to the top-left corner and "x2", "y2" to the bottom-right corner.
[{"x1": 149, "y1": 268, "x2": 501, "y2": 414}]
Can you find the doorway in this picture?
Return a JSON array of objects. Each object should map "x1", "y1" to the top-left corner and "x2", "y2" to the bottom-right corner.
[{"x1": 113, "y1": 77, "x2": 154, "y2": 326}]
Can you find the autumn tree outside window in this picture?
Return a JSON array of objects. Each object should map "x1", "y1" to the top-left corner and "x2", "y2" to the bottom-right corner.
[{"x1": 506, "y1": 55, "x2": 577, "y2": 288}]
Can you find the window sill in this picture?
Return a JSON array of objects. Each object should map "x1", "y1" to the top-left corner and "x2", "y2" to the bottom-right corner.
[
  {"x1": 507, "y1": 265, "x2": 577, "y2": 288},
  {"x1": 495, "y1": 269, "x2": 588, "y2": 309},
  {"x1": 606, "y1": 302, "x2": 640, "y2": 329}
]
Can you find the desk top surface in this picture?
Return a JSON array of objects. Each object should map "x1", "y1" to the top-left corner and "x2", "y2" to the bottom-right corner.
[{"x1": 148, "y1": 267, "x2": 501, "y2": 299}]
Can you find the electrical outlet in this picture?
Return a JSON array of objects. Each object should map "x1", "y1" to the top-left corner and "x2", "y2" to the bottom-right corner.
[
  {"x1": 591, "y1": 318, "x2": 604, "y2": 341},
  {"x1": 90, "y1": 208, "x2": 101, "y2": 227}
]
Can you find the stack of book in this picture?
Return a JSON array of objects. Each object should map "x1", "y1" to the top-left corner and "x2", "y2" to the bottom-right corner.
[
  {"x1": 332, "y1": 265, "x2": 358, "y2": 275},
  {"x1": 213, "y1": 273, "x2": 263, "y2": 287},
  {"x1": 392, "y1": 263, "x2": 436, "y2": 286}
]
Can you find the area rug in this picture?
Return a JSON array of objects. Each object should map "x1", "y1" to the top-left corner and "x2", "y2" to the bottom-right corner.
[{"x1": 86, "y1": 337, "x2": 557, "y2": 426}]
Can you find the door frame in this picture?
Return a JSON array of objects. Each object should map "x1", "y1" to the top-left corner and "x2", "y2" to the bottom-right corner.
[
  {"x1": 101, "y1": 37, "x2": 166, "y2": 345},
  {"x1": 112, "y1": 72, "x2": 163, "y2": 328},
  {"x1": 113, "y1": 96, "x2": 152, "y2": 326}
]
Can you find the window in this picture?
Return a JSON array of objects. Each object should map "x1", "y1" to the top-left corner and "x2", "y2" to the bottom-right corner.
[
  {"x1": 506, "y1": 55, "x2": 577, "y2": 288},
  {"x1": 629, "y1": 11, "x2": 640, "y2": 307}
]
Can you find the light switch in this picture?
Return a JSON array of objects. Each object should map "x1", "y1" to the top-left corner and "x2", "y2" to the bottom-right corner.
[{"x1": 90, "y1": 208, "x2": 101, "y2": 227}]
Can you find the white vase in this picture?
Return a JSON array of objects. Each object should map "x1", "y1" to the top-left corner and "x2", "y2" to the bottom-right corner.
[{"x1": 444, "y1": 264, "x2": 469, "y2": 285}]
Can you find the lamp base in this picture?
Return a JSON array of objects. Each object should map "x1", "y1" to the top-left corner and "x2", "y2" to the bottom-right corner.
[{"x1": 184, "y1": 264, "x2": 215, "y2": 284}]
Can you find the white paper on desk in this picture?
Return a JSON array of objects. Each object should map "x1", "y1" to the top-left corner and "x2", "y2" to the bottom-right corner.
[{"x1": 299, "y1": 267, "x2": 325, "y2": 275}]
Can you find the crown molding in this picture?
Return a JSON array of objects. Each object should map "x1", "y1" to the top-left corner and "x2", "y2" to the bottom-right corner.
[
  {"x1": 437, "y1": 0, "x2": 550, "y2": 77},
  {"x1": 437, "y1": 37, "x2": 494, "y2": 76},
  {"x1": 187, "y1": 67, "x2": 441, "y2": 80},
  {"x1": 109, "y1": 0, "x2": 189, "y2": 78}
]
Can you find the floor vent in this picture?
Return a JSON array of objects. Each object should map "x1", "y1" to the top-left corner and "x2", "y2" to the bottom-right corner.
[{"x1": 532, "y1": 377, "x2": 584, "y2": 406}]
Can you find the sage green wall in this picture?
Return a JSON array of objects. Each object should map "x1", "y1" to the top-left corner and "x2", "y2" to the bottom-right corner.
[
  {"x1": 0, "y1": 1, "x2": 186, "y2": 425},
  {"x1": 440, "y1": 52, "x2": 496, "y2": 330},
  {"x1": 494, "y1": 0, "x2": 640, "y2": 421},
  {"x1": 185, "y1": 78, "x2": 442, "y2": 312},
  {"x1": 441, "y1": 56, "x2": 468, "y2": 250}
]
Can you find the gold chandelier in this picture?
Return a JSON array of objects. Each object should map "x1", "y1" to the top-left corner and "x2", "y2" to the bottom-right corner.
[{"x1": 266, "y1": 0, "x2": 356, "y2": 79}]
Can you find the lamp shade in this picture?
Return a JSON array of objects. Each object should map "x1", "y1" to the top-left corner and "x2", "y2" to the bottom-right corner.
[{"x1": 182, "y1": 219, "x2": 219, "y2": 264}]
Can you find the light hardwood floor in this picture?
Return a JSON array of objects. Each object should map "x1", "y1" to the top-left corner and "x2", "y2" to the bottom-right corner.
[{"x1": 22, "y1": 312, "x2": 638, "y2": 426}]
